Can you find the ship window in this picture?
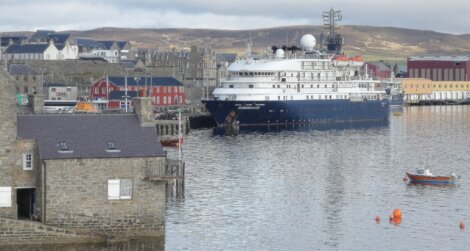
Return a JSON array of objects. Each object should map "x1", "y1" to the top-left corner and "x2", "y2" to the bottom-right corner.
[
  {"x1": 278, "y1": 96, "x2": 280, "y2": 100},
  {"x1": 311, "y1": 85, "x2": 313, "y2": 88},
  {"x1": 324, "y1": 85, "x2": 327, "y2": 88},
  {"x1": 265, "y1": 96, "x2": 269, "y2": 100},
  {"x1": 317, "y1": 85, "x2": 319, "y2": 88},
  {"x1": 273, "y1": 85, "x2": 275, "y2": 88},
  {"x1": 306, "y1": 95, "x2": 309, "y2": 99},
  {"x1": 249, "y1": 85, "x2": 254, "y2": 88},
  {"x1": 229, "y1": 85, "x2": 234, "y2": 88},
  {"x1": 302, "y1": 85, "x2": 304, "y2": 88},
  {"x1": 277, "y1": 85, "x2": 280, "y2": 88},
  {"x1": 281, "y1": 78, "x2": 286, "y2": 82},
  {"x1": 249, "y1": 72, "x2": 253, "y2": 76}
]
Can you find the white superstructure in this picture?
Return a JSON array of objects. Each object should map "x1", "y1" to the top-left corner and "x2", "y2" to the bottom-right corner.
[{"x1": 211, "y1": 34, "x2": 386, "y2": 103}]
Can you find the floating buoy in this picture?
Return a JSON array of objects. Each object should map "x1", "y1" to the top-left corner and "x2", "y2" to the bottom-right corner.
[
  {"x1": 460, "y1": 221, "x2": 465, "y2": 230},
  {"x1": 393, "y1": 208, "x2": 402, "y2": 219},
  {"x1": 393, "y1": 217, "x2": 402, "y2": 226},
  {"x1": 375, "y1": 216, "x2": 380, "y2": 224}
]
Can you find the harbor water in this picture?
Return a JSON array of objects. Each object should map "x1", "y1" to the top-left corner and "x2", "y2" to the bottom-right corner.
[
  {"x1": 6, "y1": 105, "x2": 470, "y2": 250},
  {"x1": 165, "y1": 105, "x2": 470, "y2": 250}
]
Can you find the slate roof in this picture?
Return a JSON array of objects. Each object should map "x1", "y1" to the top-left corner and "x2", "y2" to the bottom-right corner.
[
  {"x1": 117, "y1": 41, "x2": 129, "y2": 49},
  {"x1": 1, "y1": 36, "x2": 28, "y2": 47},
  {"x1": 30, "y1": 30, "x2": 56, "y2": 42},
  {"x1": 76, "y1": 38, "x2": 106, "y2": 49},
  {"x1": 17, "y1": 114, "x2": 165, "y2": 159},
  {"x1": 120, "y1": 60, "x2": 136, "y2": 69},
  {"x1": 4, "y1": 44, "x2": 49, "y2": 54},
  {"x1": 98, "y1": 41, "x2": 117, "y2": 50},
  {"x1": 49, "y1": 33, "x2": 71, "y2": 44},
  {"x1": 216, "y1": 53, "x2": 238, "y2": 63},
  {"x1": 107, "y1": 76, "x2": 183, "y2": 87},
  {"x1": 109, "y1": 91, "x2": 138, "y2": 100},
  {"x1": 8, "y1": 64, "x2": 39, "y2": 76}
]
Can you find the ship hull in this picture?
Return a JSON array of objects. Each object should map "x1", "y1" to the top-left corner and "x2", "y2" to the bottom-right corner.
[{"x1": 202, "y1": 99, "x2": 390, "y2": 126}]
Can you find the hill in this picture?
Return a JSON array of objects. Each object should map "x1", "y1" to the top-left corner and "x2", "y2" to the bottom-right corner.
[{"x1": 3, "y1": 25, "x2": 470, "y2": 62}]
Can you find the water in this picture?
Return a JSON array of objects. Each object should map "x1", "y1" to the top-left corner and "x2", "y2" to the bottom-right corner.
[
  {"x1": 5, "y1": 106, "x2": 470, "y2": 250},
  {"x1": 165, "y1": 105, "x2": 470, "y2": 250}
]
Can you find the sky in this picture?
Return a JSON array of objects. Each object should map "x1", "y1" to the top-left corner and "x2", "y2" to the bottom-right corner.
[{"x1": 1, "y1": 0, "x2": 469, "y2": 34}]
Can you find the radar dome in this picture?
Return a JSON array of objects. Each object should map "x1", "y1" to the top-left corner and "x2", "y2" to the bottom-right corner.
[
  {"x1": 275, "y1": 49, "x2": 285, "y2": 58},
  {"x1": 300, "y1": 34, "x2": 316, "y2": 51}
]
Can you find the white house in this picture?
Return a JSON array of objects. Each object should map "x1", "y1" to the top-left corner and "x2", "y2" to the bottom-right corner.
[{"x1": 2, "y1": 40, "x2": 60, "y2": 60}]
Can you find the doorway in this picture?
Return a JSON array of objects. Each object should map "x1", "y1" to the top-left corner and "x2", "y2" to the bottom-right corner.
[{"x1": 16, "y1": 188, "x2": 35, "y2": 220}]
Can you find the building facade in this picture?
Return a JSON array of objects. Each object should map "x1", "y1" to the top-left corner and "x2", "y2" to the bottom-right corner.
[
  {"x1": 407, "y1": 56, "x2": 470, "y2": 81},
  {"x1": 140, "y1": 45, "x2": 217, "y2": 87},
  {"x1": 402, "y1": 78, "x2": 470, "y2": 103},
  {"x1": 7, "y1": 64, "x2": 43, "y2": 96},
  {"x1": 91, "y1": 76, "x2": 185, "y2": 108}
]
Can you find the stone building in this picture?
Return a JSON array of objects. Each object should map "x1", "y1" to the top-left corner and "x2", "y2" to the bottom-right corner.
[
  {"x1": 141, "y1": 45, "x2": 217, "y2": 87},
  {"x1": 0, "y1": 68, "x2": 168, "y2": 238},
  {"x1": 7, "y1": 63, "x2": 43, "y2": 96}
]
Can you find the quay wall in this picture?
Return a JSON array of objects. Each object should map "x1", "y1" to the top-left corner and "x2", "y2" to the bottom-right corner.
[
  {"x1": 0, "y1": 217, "x2": 104, "y2": 246},
  {"x1": 43, "y1": 157, "x2": 166, "y2": 237}
]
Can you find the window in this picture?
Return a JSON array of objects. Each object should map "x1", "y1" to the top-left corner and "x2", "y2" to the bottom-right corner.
[
  {"x1": 94, "y1": 87, "x2": 99, "y2": 94},
  {"x1": 0, "y1": 187, "x2": 12, "y2": 207},
  {"x1": 23, "y1": 153, "x2": 33, "y2": 170},
  {"x1": 108, "y1": 179, "x2": 132, "y2": 200},
  {"x1": 108, "y1": 141, "x2": 116, "y2": 149}
]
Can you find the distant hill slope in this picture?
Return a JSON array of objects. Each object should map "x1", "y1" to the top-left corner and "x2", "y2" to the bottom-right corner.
[{"x1": 3, "y1": 25, "x2": 470, "y2": 61}]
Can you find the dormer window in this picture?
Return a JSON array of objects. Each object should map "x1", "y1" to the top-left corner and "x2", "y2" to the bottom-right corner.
[
  {"x1": 58, "y1": 142, "x2": 73, "y2": 154},
  {"x1": 106, "y1": 141, "x2": 121, "y2": 153}
]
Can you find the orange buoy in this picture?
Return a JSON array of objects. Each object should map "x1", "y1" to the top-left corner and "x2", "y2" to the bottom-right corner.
[
  {"x1": 393, "y1": 217, "x2": 402, "y2": 226},
  {"x1": 460, "y1": 221, "x2": 465, "y2": 230},
  {"x1": 375, "y1": 216, "x2": 380, "y2": 224},
  {"x1": 393, "y1": 208, "x2": 402, "y2": 219}
]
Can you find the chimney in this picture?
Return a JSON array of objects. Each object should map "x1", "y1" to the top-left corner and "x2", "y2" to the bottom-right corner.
[
  {"x1": 133, "y1": 97, "x2": 154, "y2": 127},
  {"x1": 28, "y1": 94, "x2": 44, "y2": 113}
]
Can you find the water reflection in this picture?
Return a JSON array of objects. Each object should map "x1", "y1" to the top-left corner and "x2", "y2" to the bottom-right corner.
[{"x1": 213, "y1": 120, "x2": 389, "y2": 136}]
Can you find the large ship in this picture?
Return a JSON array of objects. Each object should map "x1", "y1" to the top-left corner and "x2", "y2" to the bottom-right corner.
[{"x1": 202, "y1": 9, "x2": 390, "y2": 126}]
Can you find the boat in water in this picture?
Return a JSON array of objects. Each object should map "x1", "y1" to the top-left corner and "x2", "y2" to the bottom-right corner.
[
  {"x1": 406, "y1": 168, "x2": 458, "y2": 184},
  {"x1": 202, "y1": 9, "x2": 390, "y2": 126}
]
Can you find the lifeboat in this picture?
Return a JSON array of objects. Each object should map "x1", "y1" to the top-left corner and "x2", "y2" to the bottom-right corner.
[
  {"x1": 75, "y1": 101, "x2": 100, "y2": 113},
  {"x1": 333, "y1": 55, "x2": 350, "y2": 66}
]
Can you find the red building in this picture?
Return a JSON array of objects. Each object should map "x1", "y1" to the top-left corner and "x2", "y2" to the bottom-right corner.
[
  {"x1": 363, "y1": 62, "x2": 392, "y2": 79},
  {"x1": 91, "y1": 76, "x2": 185, "y2": 110},
  {"x1": 407, "y1": 56, "x2": 470, "y2": 81}
]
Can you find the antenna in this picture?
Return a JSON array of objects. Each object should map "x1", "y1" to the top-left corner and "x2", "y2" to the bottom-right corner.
[{"x1": 322, "y1": 8, "x2": 344, "y2": 54}]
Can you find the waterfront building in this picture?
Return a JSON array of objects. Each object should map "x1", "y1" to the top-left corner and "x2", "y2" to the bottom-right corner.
[
  {"x1": 407, "y1": 56, "x2": 470, "y2": 81},
  {"x1": 43, "y1": 83, "x2": 78, "y2": 101},
  {"x1": 90, "y1": 76, "x2": 185, "y2": 109},
  {"x1": 77, "y1": 39, "x2": 132, "y2": 63},
  {"x1": 402, "y1": 78, "x2": 470, "y2": 103},
  {"x1": 0, "y1": 69, "x2": 168, "y2": 237}
]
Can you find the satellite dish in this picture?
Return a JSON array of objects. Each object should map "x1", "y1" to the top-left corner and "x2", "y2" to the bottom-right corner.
[
  {"x1": 300, "y1": 34, "x2": 316, "y2": 51},
  {"x1": 275, "y1": 49, "x2": 285, "y2": 58}
]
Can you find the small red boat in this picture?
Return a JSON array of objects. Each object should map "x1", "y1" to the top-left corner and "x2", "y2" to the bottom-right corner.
[{"x1": 406, "y1": 168, "x2": 458, "y2": 184}]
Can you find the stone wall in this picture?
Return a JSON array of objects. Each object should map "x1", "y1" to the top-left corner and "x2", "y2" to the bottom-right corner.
[
  {"x1": 0, "y1": 70, "x2": 17, "y2": 218},
  {"x1": 0, "y1": 217, "x2": 104, "y2": 246},
  {"x1": 43, "y1": 157, "x2": 166, "y2": 237}
]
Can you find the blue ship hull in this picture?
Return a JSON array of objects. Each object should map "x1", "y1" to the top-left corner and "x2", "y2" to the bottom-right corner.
[{"x1": 202, "y1": 99, "x2": 390, "y2": 126}]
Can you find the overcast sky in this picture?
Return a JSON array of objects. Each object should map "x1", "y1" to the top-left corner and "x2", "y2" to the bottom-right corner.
[{"x1": 1, "y1": 0, "x2": 469, "y2": 34}]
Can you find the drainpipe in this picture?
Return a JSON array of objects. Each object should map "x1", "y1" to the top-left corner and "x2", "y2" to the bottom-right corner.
[{"x1": 41, "y1": 160, "x2": 46, "y2": 222}]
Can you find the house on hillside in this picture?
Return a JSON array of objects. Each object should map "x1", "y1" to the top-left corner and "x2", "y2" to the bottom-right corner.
[
  {"x1": 28, "y1": 30, "x2": 78, "y2": 60},
  {"x1": 0, "y1": 36, "x2": 28, "y2": 54},
  {"x1": 77, "y1": 38, "x2": 130, "y2": 63},
  {"x1": 2, "y1": 41, "x2": 60, "y2": 61},
  {"x1": 91, "y1": 76, "x2": 185, "y2": 109}
]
